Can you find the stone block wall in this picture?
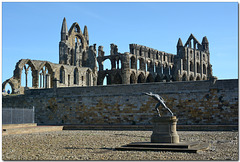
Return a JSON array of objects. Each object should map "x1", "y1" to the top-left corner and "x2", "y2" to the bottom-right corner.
[{"x1": 2, "y1": 79, "x2": 238, "y2": 125}]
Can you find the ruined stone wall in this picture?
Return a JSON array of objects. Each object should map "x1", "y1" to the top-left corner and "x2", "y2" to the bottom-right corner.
[{"x1": 2, "y1": 79, "x2": 238, "y2": 125}]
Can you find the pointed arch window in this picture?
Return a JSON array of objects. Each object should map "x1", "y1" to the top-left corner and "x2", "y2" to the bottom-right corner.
[
  {"x1": 203, "y1": 64, "x2": 207, "y2": 74},
  {"x1": 74, "y1": 68, "x2": 79, "y2": 85},
  {"x1": 60, "y1": 67, "x2": 65, "y2": 84},
  {"x1": 39, "y1": 65, "x2": 51, "y2": 88},
  {"x1": 21, "y1": 64, "x2": 33, "y2": 88}
]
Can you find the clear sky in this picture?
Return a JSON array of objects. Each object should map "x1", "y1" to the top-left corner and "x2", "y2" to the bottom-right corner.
[{"x1": 2, "y1": 2, "x2": 238, "y2": 91}]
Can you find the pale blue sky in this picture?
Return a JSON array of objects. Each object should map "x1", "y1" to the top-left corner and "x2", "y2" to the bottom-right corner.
[{"x1": 2, "y1": 2, "x2": 238, "y2": 91}]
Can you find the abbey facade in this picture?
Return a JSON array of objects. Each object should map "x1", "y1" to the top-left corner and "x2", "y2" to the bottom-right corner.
[{"x1": 3, "y1": 18, "x2": 214, "y2": 94}]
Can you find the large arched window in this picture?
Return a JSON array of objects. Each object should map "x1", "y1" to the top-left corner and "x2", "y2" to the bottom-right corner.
[
  {"x1": 138, "y1": 58, "x2": 145, "y2": 70},
  {"x1": 113, "y1": 73, "x2": 122, "y2": 84},
  {"x1": 137, "y1": 73, "x2": 145, "y2": 83},
  {"x1": 146, "y1": 74, "x2": 154, "y2": 83},
  {"x1": 86, "y1": 69, "x2": 91, "y2": 86},
  {"x1": 148, "y1": 50, "x2": 151, "y2": 58},
  {"x1": 130, "y1": 56, "x2": 136, "y2": 69},
  {"x1": 103, "y1": 73, "x2": 111, "y2": 86},
  {"x1": 103, "y1": 59, "x2": 111, "y2": 70},
  {"x1": 116, "y1": 59, "x2": 122, "y2": 69},
  {"x1": 74, "y1": 68, "x2": 79, "y2": 85},
  {"x1": 39, "y1": 65, "x2": 51, "y2": 88},
  {"x1": 155, "y1": 74, "x2": 161, "y2": 82},
  {"x1": 130, "y1": 73, "x2": 136, "y2": 84},
  {"x1": 3, "y1": 83, "x2": 13, "y2": 94},
  {"x1": 203, "y1": 64, "x2": 206, "y2": 74},
  {"x1": 183, "y1": 59, "x2": 187, "y2": 70},
  {"x1": 182, "y1": 74, "x2": 187, "y2": 81},
  {"x1": 190, "y1": 61, "x2": 194, "y2": 72},
  {"x1": 60, "y1": 66, "x2": 65, "y2": 84},
  {"x1": 197, "y1": 63, "x2": 201, "y2": 73},
  {"x1": 189, "y1": 75, "x2": 194, "y2": 81},
  {"x1": 21, "y1": 64, "x2": 33, "y2": 87}
]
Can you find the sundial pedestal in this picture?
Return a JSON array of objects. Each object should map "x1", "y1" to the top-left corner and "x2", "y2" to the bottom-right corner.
[
  {"x1": 115, "y1": 116, "x2": 209, "y2": 153},
  {"x1": 151, "y1": 116, "x2": 179, "y2": 143}
]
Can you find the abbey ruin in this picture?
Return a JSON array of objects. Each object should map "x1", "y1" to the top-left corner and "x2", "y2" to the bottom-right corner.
[
  {"x1": 3, "y1": 18, "x2": 214, "y2": 94},
  {"x1": 2, "y1": 18, "x2": 238, "y2": 126}
]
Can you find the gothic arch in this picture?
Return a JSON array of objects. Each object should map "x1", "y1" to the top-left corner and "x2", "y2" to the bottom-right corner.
[
  {"x1": 190, "y1": 61, "x2": 194, "y2": 72},
  {"x1": 116, "y1": 58, "x2": 122, "y2": 69},
  {"x1": 154, "y1": 62, "x2": 158, "y2": 73},
  {"x1": 155, "y1": 74, "x2": 161, "y2": 82},
  {"x1": 113, "y1": 73, "x2": 122, "y2": 84},
  {"x1": 130, "y1": 56, "x2": 136, "y2": 69},
  {"x1": 203, "y1": 64, "x2": 207, "y2": 74},
  {"x1": 68, "y1": 23, "x2": 87, "y2": 49},
  {"x1": 103, "y1": 58, "x2": 111, "y2": 70},
  {"x1": 196, "y1": 76, "x2": 201, "y2": 80},
  {"x1": 197, "y1": 62, "x2": 201, "y2": 73},
  {"x1": 60, "y1": 66, "x2": 65, "y2": 84},
  {"x1": 21, "y1": 63, "x2": 34, "y2": 87},
  {"x1": 162, "y1": 75, "x2": 168, "y2": 82},
  {"x1": 183, "y1": 59, "x2": 187, "y2": 70},
  {"x1": 38, "y1": 62, "x2": 54, "y2": 88},
  {"x1": 69, "y1": 22, "x2": 82, "y2": 34},
  {"x1": 17, "y1": 59, "x2": 36, "y2": 72},
  {"x1": 130, "y1": 72, "x2": 136, "y2": 84},
  {"x1": 146, "y1": 73, "x2": 154, "y2": 83},
  {"x1": 137, "y1": 73, "x2": 145, "y2": 83},
  {"x1": 98, "y1": 73, "x2": 111, "y2": 85},
  {"x1": 2, "y1": 78, "x2": 15, "y2": 94},
  {"x1": 86, "y1": 69, "x2": 92, "y2": 86},
  {"x1": 74, "y1": 68, "x2": 79, "y2": 85},
  {"x1": 182, "y1": 73, "x2": 187, "y2": 81},
  {"x1": 148, "y1": 61, "x2": 154, "y2": 72},
  {"x1": 138, "y1": 58, "x2": 145, "y2": 70},
  {"x1": 38, "y1": 62, "x2": 53, "y2": 73},
  {"x1": 189, "y1": 75, "x2": 194, "y2": 81}
]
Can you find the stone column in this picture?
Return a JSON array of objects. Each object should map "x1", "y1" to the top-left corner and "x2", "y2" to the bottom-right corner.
[
  {"x1": 25, "y1": 71, "x2": 28, "y2": 87},
  {"x1": 45, "y1": 74, "x2": 50, "y2": 88},
  {"x1": 151, "y1": 116, "x2": 179, "y2": 143},
  {"x1": 32, "y1": 70, "x2": 39, "y2": 88}
]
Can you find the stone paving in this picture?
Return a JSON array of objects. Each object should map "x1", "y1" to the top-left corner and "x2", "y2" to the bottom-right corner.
[{"x1": 2, "y1": 130, "x2": 238, "y2": 160}]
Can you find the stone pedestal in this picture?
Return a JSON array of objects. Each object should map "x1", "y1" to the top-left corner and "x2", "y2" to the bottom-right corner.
[{"x1": 151, "y1": 116, "x2": 179, "y2": 143}]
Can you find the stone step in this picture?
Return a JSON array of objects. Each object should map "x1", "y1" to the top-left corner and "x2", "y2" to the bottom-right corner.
[
  {"x1": 2, "y1": 123, "x2": 37, "y2": 129},
  {"x1": 125, "y1": 142, "x2": 199, "y2": 148},
  {"x1": 115, "y1": 142, "x2": 209, "y2": 153},
  {"x1": 2, "y1": 125, "x2": 63, "y2": 135}
]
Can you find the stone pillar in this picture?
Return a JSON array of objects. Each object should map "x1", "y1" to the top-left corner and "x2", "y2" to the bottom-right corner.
[
  {"x1": 25, "y1": 71, "x2": 28, "y2": 87},
  {"x1": 32, "y1": 70, "x2": 39, "y2": 88},
  {"x1": 151, "y1": 116, "x2": 179, "y2": 143},
  {"x1": 45, "y1": 74, "x2": 50, "y2": 88},
  {"x1": 39, "y1": 73, "x2": 42, "y2": 88}
]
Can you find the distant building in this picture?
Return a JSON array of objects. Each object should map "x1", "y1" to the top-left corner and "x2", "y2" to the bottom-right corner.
[{"x1": 3, "y1": 17, "x2": 215, "y2": 94}]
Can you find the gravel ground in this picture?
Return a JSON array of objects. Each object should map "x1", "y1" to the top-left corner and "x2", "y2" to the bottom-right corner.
[{"x1": 2, "y1": 130, "x2": 238, "y2": 161}]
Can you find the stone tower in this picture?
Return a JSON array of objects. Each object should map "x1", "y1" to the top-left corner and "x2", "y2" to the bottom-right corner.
[
  {"x1": 59, "y1": 17, "x2": 98, "y2": 85},
  {"x1": 175, "y1": 34, "x2": 212, "y2": 81}
]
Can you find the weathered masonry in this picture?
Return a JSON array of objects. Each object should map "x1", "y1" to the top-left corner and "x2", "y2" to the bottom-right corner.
[
  {"x1": 3, "y1": 18, "x2": 216, "y2": 94},
  {"x1": 2, "y1": 79, "x2": 238, "y2": 125},
  {"x1": 97, "y1": 35, "x2": 213, "y2": 85}
]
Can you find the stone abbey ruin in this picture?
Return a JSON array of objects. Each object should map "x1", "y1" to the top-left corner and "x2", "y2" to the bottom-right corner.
[{"x1": 3, "y1": 18, "x2": 215, "y2": 94}]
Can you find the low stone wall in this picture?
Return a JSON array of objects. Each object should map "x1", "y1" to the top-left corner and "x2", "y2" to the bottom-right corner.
[{"x1": 2, "y1": 79, "x2": 238, "y2": 125}]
